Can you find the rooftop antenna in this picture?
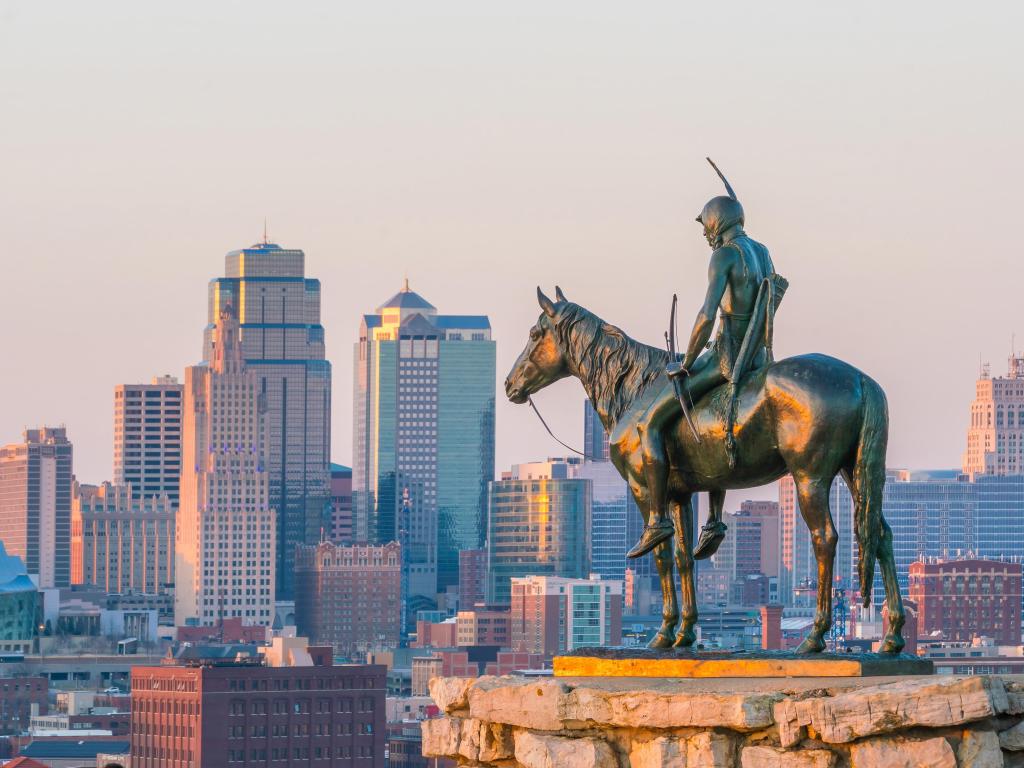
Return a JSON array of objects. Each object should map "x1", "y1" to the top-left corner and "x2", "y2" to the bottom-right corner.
[
  {"x1": 403, "y1": 275, "x2": 410, "y2": 292},
  {"x1": 262, "y1": 217, "x2": 269, "y2": 246}
]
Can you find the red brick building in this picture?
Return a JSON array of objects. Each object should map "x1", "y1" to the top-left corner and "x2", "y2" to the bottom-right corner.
[
  {"x1": 130, "y1": 640, "x2": 386, "y2": 767},
  {"x1": 456, "y1": 608, "x2": 509, "y2": 647},
  {"x1": 176, "y1": 617, "x2": 267, "y2": 644},
  {"x1": 458, "y1": 549, "x2": 486, "y2": 609},
  {"x1": 294, "y1": 541, "x2": 401, "y2": 659},
  {"x1": 908, "y1": 559, "x2": 1022, "y2": 645},
  {"x1": 510, "y1": 575, "x2": 622, "y2": 657},
  {"x1": 0, "y1": 677, "x2": 47, "y2": 734}
]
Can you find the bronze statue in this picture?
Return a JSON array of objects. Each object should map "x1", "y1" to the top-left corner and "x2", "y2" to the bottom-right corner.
[{"x1": 504, "y1": 165, "x2": 905, "y2": 654}]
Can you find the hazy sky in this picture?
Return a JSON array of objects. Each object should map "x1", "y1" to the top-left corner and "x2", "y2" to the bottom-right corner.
[{"x1": 2, "y1": 2, "x2": 1022, "y2": 503}]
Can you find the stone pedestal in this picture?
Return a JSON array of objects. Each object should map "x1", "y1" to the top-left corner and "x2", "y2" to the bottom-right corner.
[{"x1": 422, "y1": 672, "x2": 1024, "y2": 767}]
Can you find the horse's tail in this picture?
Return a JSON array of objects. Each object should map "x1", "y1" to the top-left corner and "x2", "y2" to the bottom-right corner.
[{"x1": 853, "y1": 375, "x2": 889, "y2": 608}]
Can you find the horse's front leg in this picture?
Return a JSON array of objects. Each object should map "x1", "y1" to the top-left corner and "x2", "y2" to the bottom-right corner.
[
  {"x1": 670, "y1": 496, "x2": 697, "y2": 648},
  {"x1": 650, "y1": 539, "x2": 678, "y2": 648},
  {"x1": 794, "y1": 477, "x2": 837, "y2": 653}
]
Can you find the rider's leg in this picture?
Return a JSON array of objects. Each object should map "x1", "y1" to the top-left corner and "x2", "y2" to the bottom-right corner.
[{"x1": 629, "y1": 385, "x2": 680, "y2": 559}]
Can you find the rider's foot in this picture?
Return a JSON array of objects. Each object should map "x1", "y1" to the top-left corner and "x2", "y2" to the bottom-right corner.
[
  {"x1": 692, "y1": 520, "x2": 728, "y2": 560},
  {"x1": 627, "y1": 521, "x2": 674, "y2": 559}
]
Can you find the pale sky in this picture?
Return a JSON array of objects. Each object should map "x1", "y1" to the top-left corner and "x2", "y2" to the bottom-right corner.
[{"x1": 1, "y1": 2, "x2": 1022, "y2": 504}]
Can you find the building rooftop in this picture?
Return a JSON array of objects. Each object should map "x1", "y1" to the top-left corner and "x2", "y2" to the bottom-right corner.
[
  {"x1": 377, "y1": 280, "x2": 436, "y2": 312},
  {"x1": 19, "y1": 740, "x2": 130, "y2": 759}
]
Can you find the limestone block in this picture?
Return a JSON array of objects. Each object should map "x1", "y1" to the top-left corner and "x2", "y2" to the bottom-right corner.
[
  {"x1": 514, "y1": 730, "x2": 618, "y2": 768},
  {"x1": 478, "y1": 721, "x2": 515, "y2": 763},
  {"x1": 1000, "y1": 720, "x2": 1024, "y2": 751},
  {"x1": 794, "y1": 676, "x2": 1008, "y2": 743},
  {"x1": 958, "y1": 729, "x2": 1004, "y2": 768},
  {"x1": 430, "y1": 676, "x2": 475, "y2": 713},
  {"x1": 849, "y1": 736, "x2": 955, "y2": 768},
  {"x1": 774, "y1": 699, "x2": 806, "y2": 748},
  {"x1": 421, "y1": 716, "x2": 465, "y2": 758},
  {"x1": 469, "y1": 677, "x2": 571, "y2": 730},
  {"x1": 687, "y1": 731, "x2": 736, "y2": 767},
  {"x1": 629, "y1": 735, "x2": 686, "y2": 768},
  {"x1": 740, "y1": 745, "x2": 836, "y2": 768}
]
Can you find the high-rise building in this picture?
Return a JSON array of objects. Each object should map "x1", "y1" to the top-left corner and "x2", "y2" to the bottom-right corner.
[
  {"x1": 583, "y1": 401, "x2": 610, "y2": 462},
  {"x1": 964, "y1": 355, "x2": 1024, "y2": 478},
  {"x1": 576, "y1": 459, "x2": 643, "y2": 582},
  {"x1": 909, "y1": 558, "x2": 1022, "y2": 645},
  {"x1": 205, "y1": 239, "x2": 331, "y2": 600},
  {"x1": 486, "y1": 459, "x2": 591, "y2": 606},
  {"x1": 711, "y1": 500, "x2": 780, "y2": 606},
  {"x1": 71, "y1": 481, "x2": 174, "y2": 595},
  {"x1": 353, "y1": 281, "x2": 495, "y2": 613},
  {"x1": 510, "y1": 575, "x2": 622, "y2": 656},
  {"x1": 458, "y1": 548, "x2": 486, "y2": 609},
  {"x1": 175, "y1": 305, "x2": 276, "y2": 627},
  {"x1": 294, "y1": 541, "x2": 402, "y2": 658},
  {"x1": 113, "y1": 377, "x2": 183, "y2": 507},
  {"x1": 329, "y1": 464, "x2": 353, "y2": 544},
  {"x1": 0, "y1": 427, "x2": 73, "y2": 587},
  {"x1": 129, "y1": 636, "x2": 386, "y2": 767}
]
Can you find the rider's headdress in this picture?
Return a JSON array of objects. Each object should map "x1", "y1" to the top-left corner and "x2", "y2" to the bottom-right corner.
[{"x1": 696, "y1": 158, "x2": 744, "y2": 241}]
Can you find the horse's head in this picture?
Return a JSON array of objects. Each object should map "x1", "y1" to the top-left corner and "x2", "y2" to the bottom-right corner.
[{"x1": 504, "y1": 286, "x2": 572, "y2": 404}]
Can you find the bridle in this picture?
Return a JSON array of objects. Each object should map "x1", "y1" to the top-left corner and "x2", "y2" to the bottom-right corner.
[{"x1": 527, "y1": 395, "x2": 585, "y2": 457}]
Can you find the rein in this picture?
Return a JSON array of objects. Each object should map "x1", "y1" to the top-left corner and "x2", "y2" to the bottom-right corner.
[{"x1": 527, "y1": 396, "x2": 585, "y2": 457}]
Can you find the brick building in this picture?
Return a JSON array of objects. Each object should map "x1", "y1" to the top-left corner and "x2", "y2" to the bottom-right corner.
[
  {"x1": 130, "y1": 635, "x2": 386, "y2": 767},
  {"x1": 908, "y1": 558, "x2": 1022, "y2": 645},
  {"x1": 0, "y1": 677, "x2": 47, "y2": 734},
  {"x1": 455, "y1": 608, "x2": 509, "y2": 647},
  {"x1": 294, "y1": 541, "x2": 401, "y2": 659},
  {"x1": 510, "y1": 575, "x2": 622, "y2": 656},
  {"x1": 458, "y1": 549, "x2": 486, "y2": 610}
]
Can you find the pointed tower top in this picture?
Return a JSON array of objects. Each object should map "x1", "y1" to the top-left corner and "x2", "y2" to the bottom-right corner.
[
  {"x1": 262, "y1": 218, "x2": 269, "y2": 246},
  {"x1": 402, "y1": 276, "x2": 410, "y2": 292}
]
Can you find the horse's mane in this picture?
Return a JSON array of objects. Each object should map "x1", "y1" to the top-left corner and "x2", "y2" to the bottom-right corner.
[{"x1": 554, "y1": 303, "x2": 669, "y2": 426}]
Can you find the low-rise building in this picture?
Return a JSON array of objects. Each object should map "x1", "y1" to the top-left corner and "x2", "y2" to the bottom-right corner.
[
  {"x1": 509, "y1": 575, "x2": 622, "y2": 656},
  {"x1": 0, "y1": 676, "x2": 47, "y2": 734},
  {"x1": 455, "y1": 608, "x2": 509, "y2": 647}
]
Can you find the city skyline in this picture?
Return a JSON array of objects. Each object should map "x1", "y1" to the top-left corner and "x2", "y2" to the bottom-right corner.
[{"x1": 3, "y1": 4, "x2": 1023, "y2": 491}]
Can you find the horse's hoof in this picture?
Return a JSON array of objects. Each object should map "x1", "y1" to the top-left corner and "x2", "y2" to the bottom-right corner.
[
  {"x1": 795, "y1": 636, "x2": 826, "y2": 654},
  {"x1": 648, "y1": 631, "x2": 675, "y2": 649},
  {"x1": 672, "y1": 632, "x2": 696, "y2": 649},
  {"x1": 879, "y1": 634, "x2": 905, "y2": 655}
]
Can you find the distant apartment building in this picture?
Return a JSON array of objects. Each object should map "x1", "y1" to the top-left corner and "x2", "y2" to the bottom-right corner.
[
  {"x1": 130, "y1": 635, "x2": 386, "y2": 767},
  {"x1": 71, "y1": 481, "x2": 174, "y2": 594},
  {"x1": 909, "y1": 558, "x2": 1022, "y2": 645},
  {"x1": 175, "y1": 305, "x2": 276, "y2": 627},
  {"x1": 510, "y1": 575, "x2": 622, "y2": 656},
  {"x1": 0, "y1": 427, "x2": 73, "y2": 587},
  {"x1": 455, "y1": 608, "x2": 509, "y2": 647},
  {"x1": 353, "y1": 281, "x2": 495, "y2": 616},
  {"x1": 458, "y1": 548, "x2": 486, "y2": 609},
  {"x1": 294, "y1": 541, "x2": 402, "y2": 658},
  {"x1": 486, "y1": 459, "x2": 591, "y2": 606},
  {"x1": 205, "y1": 239, "x2": 332, "y2": 601},
  {"x1": 0, "y1": 676, "x2": 47, "y2": 735},
  {"x1": 964, "y1": 354, "x2": 1024, "y2": 477},
  {"x1": 113, "y1": 376, "x2": 183, "y2": 507},
  {"x1": 329, "y1": 464, "x2": 353, "y2": 544}
]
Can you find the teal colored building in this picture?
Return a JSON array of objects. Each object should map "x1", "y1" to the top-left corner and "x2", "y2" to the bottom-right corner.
[{"x1": 353, "y1": 282, "x2": 495, "y2": 624}]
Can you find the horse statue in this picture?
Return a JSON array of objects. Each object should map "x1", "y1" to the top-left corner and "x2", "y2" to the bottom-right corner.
[{"x1": 504, "y1": 287, "x2": 906, "y2": 654}]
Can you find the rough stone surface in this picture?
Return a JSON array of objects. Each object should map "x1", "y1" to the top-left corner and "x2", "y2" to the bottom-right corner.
[
  {"x1": 849, "y1": 735, "x2": 956, "y2": 768},
  {"x1": 958, "y1": 729, "x2": 1004, "y2": 768},
  {"x1": 1002, "y1": 720, "x2": 1024, "y2": 751},
  {"x1": 421, "y1": 716, "x2": 465, "y2": 758},
  {"x1": 513, "y1": 730, "x2": 617, "y2": 768},
  {"x1": 429, "y1": 676, "x2": 474, "y2": 713},
  {"x1": 791, "y1": 675, "x2": 1007, "y2": 743},
  {"x1": 629, "y1": 735, "x2": 686, "y2": 768},
  {"x1": 740, "y1": 745, "x2": 835, "y2": 768},
  {"x1": 686, "y1": 731, "x2": 736, "y2": 767}
]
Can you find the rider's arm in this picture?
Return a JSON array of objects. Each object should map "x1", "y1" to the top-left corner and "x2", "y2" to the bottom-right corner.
[{"x1": 681, "y1": 249, "x2": 731, "y2": 369}]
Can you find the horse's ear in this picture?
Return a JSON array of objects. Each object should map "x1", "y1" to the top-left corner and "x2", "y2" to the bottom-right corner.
[
  {"x1": 537, "y1": 287, "x2": 556, "y2": 317},
  {"x1": 555, "y1": 286, "x2": 567, "y2": 303}
]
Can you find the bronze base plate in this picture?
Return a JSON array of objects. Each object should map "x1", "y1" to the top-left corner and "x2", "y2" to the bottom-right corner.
[{"x1": 553, "y1": 648, "x2": 934, "y2": 678}]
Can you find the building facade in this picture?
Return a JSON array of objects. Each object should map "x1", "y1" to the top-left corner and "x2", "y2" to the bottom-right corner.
[
  {"x1": 294, "y1": 541, "x2": 402, "y2": 658},
  {"x1": 113, "y1": 377, "x2": 183, "y2": 508},
  {"x1": 329, "y1": 464, "x2": 353, "y2": 544},
  {"x1": 204, "y1": 240, "x2": 331, "y2": 600},
  {"x1": 458, "y1": 549, "x2": 486, "y2": 610},
  {"x1": 353, "y1": 282, "x2": 495, "y2": 615},
  {"x1": 175, "y1": 305, "x2": 276, "y2": 627},
  {"x1": 455, "y1": 608, "x2": 509, "y2": 647},
  {"x1": 583, "y1": 401, "x2": 610, "y2": 462},
  {"x1": 0, "y1": 427, "x2": 73, "y2": 588},
  {"x1": 71, "y1": 481, "x2": 174, "y2": 595},
  {"x1": 509, "y1": 575, "x2": 622, "y2": 656},
  {"x1": 0, "y1": 676, "x2": 47, "y2": 735},
  {"x1": 577, "y1": 459, "x2": 643, "y2": 583},
  {"x1": 486, "y1": 459, "x2": 591, "y2": 606},
  {"x1": 964, "y1": 355, "x2": 1024, "y2": 478},
  {"x1": 129, "y1": 639, "x2": 386, "y2": 767},
  {"x1": 909, "y1": 558, "x2": 1022, "y2": 645}
]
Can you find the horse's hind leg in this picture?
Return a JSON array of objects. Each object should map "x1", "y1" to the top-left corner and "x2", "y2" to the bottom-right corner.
[
  {"x1": 794, "y1": 474, "x2": 838, "y2": 653},
  {"x1": 670, "y1": 494, "x2": 698, "y2": 648},
  {"x1": 877, "y1": 519, "x2": 905, "y2": 653}
]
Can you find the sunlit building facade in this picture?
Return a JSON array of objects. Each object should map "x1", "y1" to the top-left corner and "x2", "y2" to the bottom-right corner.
[
  {"x1": 964, "y1": 355, "x2": 1024, "y2": 478},
  {"x1": 204, "y1": 240, "x2": 331, "y2": 600},
  {"x1": 486, "y1": 459, "x2": 591, "y2": 606},
  {"x1": 113, "y1": 376, "x2": 183, "y2": 508},
  {"x1": 509, "y1": 574, "x2": 622, "y2": 656},
  {"x1": 353, "y1": 282, "x2": 495, "y2": 618}
]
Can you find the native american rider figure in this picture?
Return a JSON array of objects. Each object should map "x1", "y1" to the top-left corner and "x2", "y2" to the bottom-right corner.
[{"x1": 628, "y1": 160, "x2": 789, "y2": 561}]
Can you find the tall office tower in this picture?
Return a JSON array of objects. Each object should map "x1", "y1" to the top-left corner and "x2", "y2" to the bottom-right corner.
[
  {"x1": 583, "y1": 401, "x2": 610, "y2": 461},
  {"x1": 964, "y1": 354, "x2": 1024, "y2": 478},
  {"x1": 71, "y1": 480, "x2": 174, "y2": 594},
  {"x1": 204, "y1": 239, "x2": 331, "y2": 600},
  {"x1": 329, "y1": 463, "x2": 353, "y2": 544},
  {"x1": 458, "y1": 548, "x2": 486, "y2": 609},
  {"x1": 113, "y1": 376, "x2": 183, "y2": 507},
  {"x1": 509, "y1": 575, "x2": 623, "y2": 655},
  {"x1": 176, "y1": 305, "x2": 276, "y2": 627},
  {"x1": 486, "y1": 459, "x2": 591, "y2": 606},
  {"x1": 0, "y1": 427, "x2": 73, "y2": 587},
  {"x1": 577, "y1": 459, "x2": 643, "y2": 582},
  {"x1": 353, "y1": 281, "x2": 495, "y2": 612}
]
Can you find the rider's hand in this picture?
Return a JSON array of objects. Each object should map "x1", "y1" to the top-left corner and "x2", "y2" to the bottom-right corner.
[{"x1": 666, "y1": 361, "x2": 689, "y2": 380}]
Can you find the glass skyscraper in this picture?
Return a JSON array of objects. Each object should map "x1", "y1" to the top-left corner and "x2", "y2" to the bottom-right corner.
[
  {"x1": 353, "y1": 282, "x2": 495, "y2": 620},
  {"x1": 203, "y1": 240, "x2": 331, "y2": 600}
]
